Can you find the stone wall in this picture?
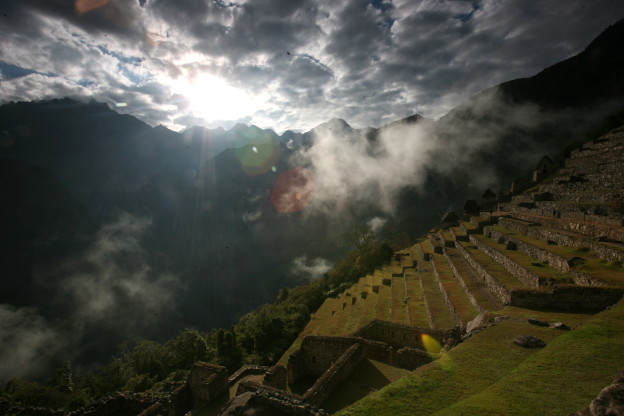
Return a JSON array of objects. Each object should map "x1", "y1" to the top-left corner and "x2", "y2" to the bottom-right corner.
[
  {"x1": 570, "y1": 270, "x2": 607, "y2": 286},
  {"x1": 225, "y1": 386, "x2": 327, "y2": 416},
  {"x1": 263, "y1": 365, "x2": 287, "y2": 390},
  {"x1": 236, "y1": 379, "x2": 299, "y2": 399},
  {"x1": 352, "y1": 320, "x2": 459, "y2": 350},
  {"x1": 187, "y1": 362, "x2": 229, "y2": 405},
  {"x1": 136, "y1": 403, "x2": 165, "y2": 416},
  {"x1": 498, "y1": 217, "x2": 624, "y2": 263},
  {"x1": 469, "y1": 234, "x2": 540, "y2": 288},
  {"x1": 293, "y1": 336, "x2": 358, "y2": 378},
  {"x1": 510, "y1": 285, "x2": 624, "y2": 312},
  {"x1": 484, "y1": 226, "x2": 572, "y2": 273},
  {"x1": 228, "y1": 365, "x2": 270, "y2": 386},
  {"x1": 287, "y1": 335, "x2": 394, "y2": 385},
  {"x1": 454, "y1": 241, "x2": 511, "y2": 304},
  {"x1": 508, "y1": 210, "x2": 624, "y2": 242},
  {"x1": 287, "y1": 349, "x2": 307, "y2": 385},
  {"x1": 169, "y1": 384, "x2": 193, "y2": 416},
  {"x1": 303, "y1": 343, "x2": 367, "y2": 406}
]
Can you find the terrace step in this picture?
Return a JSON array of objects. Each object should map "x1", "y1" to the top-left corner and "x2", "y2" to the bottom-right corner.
[
  {"x1": 395, "y1": 249, "x2": 415, "y2": 270},
  {"x1": 532, "y1": 189, "x2": 622, "y2": 205},
  {"x1": 391, "y1": 257, "x2": 403, "y2": 277},
  {"x1": 450, "y1": 226, "x2": 469, "y2": 241},
  {"x1": 444, "y1": 246, "x2": 504, "y2": 311},
  {"x1": 454, "y1": 238, "x2": 527, "y2": 304},
  {"x1": 499, "y1": 216, "x2": 624, "y2": 263},
  {"x1": 535, "y1": 200, "x2": 620, "y2": 217},
  {"x1": 341, "y1": 277, "x2": 370, "y2": 335},
  {"x1": 460, "y1": 220, "x2": 481, "y2": 236},
  {"x1": 485, "y1": 223, "x2": 624, "y2": 286},
  {"x1": 469, "y1": 216, "x2": 494, "y2": 228},
  {"x1": 404, "y1": 267, "x2": 429, "y2": 327},
  {"x1": 390, "y1": 276, "x2": 410, "y2": 325},
  {"x1": 427, "y1": 242, "x2": 479, "y2": 327},
  {"x1": 569, "y1": 140, "x2": 624, "y2": 159},
  {"x1": 374, "y1": 267, "x2": 392, "y2": 321},
  {"x1": 565, "y1": 150, "x2": 624, "y2": 168},
  {"x1": 439, "y1": 230, "x2": 456, "y2": 247},
  {"x1": 558, "y1": 162, "x2": 624, "y2": 182},
  {"x1": 507, "y1": 210, "x2": 624, "y2": 243},
  {"x1": 470, "y1": 232, "x2": 571, "y2": 287},
  {"x1": 415, "y1": 244, "x2": 456, "y2": 329},
  {"x1": 357, "y1": 275, "x2": 380, "y2": 329},
  {"x1": 570, "y1": 129, "x2": 624, "y2": 152}
]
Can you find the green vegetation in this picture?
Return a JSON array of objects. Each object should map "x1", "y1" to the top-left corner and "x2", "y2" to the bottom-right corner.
[
  {"x1": 0, "y1": 227, "x2": 394, "y2": 412},
  {"x1": 338, "y1": 299, "x2": 623, "y2": 416}
]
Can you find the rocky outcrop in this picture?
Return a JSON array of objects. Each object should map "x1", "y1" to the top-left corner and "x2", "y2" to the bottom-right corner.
[{"x1": 571, "y1": 369, "x2": 624, "y2": 416}]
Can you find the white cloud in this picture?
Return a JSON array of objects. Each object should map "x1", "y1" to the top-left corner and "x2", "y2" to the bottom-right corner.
[
  {"x1": 61, "y1": 213, "x2": 176, "y2": 326},
  {"x1": 294, "y1": 118, "x2": 436, "y2": 214},
  {"x1": 290, "y1": 255, "x2": 332, "y2": 280},
  {"x1": 0, "y1": 0, "x2": 623, "y2": 132},
  {"x1": 0, "y1": 305, "x2": 65, "y2": 379}
]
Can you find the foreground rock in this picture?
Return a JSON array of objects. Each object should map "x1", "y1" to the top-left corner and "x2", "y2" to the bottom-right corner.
[{"x1": 513, "y1": 336, "x2": 546, "y2": 348}]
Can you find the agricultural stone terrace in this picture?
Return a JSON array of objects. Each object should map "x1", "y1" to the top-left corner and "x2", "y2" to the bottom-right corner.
[{"x1": 184, "y1": 127, "x2": 624, "y2": 415}]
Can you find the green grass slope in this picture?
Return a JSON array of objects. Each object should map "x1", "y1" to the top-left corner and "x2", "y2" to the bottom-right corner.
[{"x1": 336, "y1": 299, "x2": 624, "y2": 416}]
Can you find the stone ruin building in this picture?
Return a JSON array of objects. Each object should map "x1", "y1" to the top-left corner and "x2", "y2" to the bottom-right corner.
[{"x1": 32, "y1": 127, "x2": 624, "y2": 416}]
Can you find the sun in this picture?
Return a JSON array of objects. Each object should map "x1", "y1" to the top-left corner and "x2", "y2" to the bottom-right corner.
[{"x1": 172, "y1": 73, "x2": 256, "y2": 123}]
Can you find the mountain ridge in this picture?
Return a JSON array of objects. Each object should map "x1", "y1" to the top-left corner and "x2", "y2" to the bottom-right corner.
[{"x1": 1, "y1": 15, "x2": 624, "y2": 383}]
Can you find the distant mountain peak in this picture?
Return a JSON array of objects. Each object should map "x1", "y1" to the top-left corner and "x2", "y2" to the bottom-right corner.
[{"x1": 309, "y1": 118, "x2": 352, "y2": 134}]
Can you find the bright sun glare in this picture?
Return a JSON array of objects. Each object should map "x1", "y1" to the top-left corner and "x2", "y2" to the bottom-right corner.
[{"x1": 172, "y1": 73, "x2": 257, "y2": 124}]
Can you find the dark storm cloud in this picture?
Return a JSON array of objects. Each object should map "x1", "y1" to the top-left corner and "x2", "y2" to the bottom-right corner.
[
  {"x1": 1, "y1": 0, "x2": 624, "y2": 131},
  {"x1": 324, "y1": 1, "x2": 392, "y2": 63}
]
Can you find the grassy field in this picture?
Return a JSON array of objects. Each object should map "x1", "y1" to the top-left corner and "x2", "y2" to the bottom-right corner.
[{"x1": 336, "y1": 299, "x2": 624, "y2": 416}]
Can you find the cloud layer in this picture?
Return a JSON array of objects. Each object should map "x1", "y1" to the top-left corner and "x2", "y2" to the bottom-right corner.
[
  {"x1": 1, "y1": 0, "x2": 623, "y2": 132},
  {"x1": 0, "y1": 213, "x2": 177, "y2": 379}
]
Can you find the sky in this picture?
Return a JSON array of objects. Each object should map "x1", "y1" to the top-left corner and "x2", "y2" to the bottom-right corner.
[{"x1": 0, "y1": 0, "x2": 623, "y2": 133}]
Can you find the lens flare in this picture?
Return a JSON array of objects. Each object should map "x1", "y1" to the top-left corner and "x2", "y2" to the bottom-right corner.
[
  {"x1": 435, "y1": 351, "x2": 456, "y2": 372},
  {"x1": 420, "y1": 333, "x2": 442, "y2": 354},
  {"x1": 234, "y1": 131, "x2": 279, "y2": 176},
  {"x1": 75, "y1": 0, "x2": 109, "y2": 14},
  {"x1": 271, "y1": 168, "x2": 314, "y2": 213}
]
